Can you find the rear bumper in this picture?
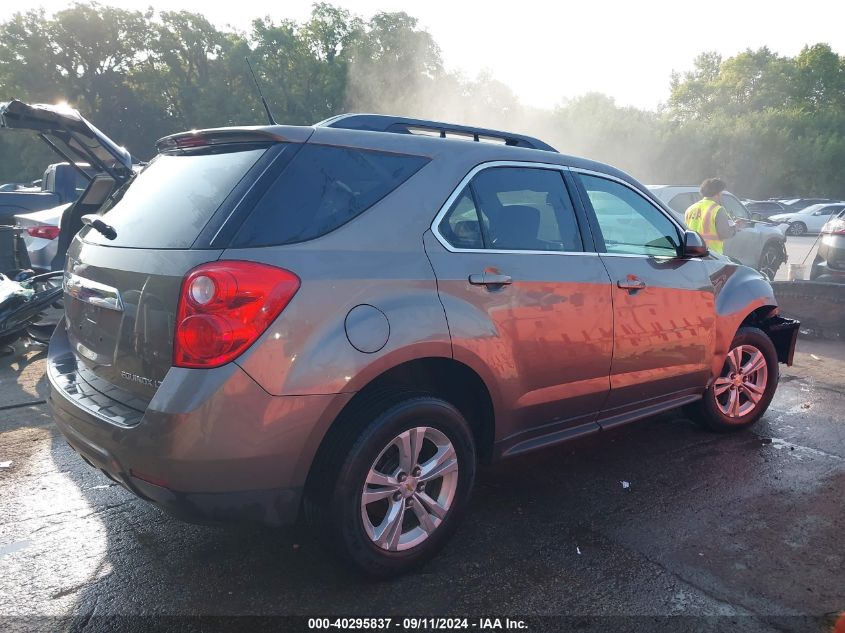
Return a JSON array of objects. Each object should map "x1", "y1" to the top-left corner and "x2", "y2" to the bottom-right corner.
[
  {"x1": 809, "y1": 259, "x2": 845, "y2": 282},
  {"x1": 48, "y1": 322, "x2": 353, "y2": 526}
]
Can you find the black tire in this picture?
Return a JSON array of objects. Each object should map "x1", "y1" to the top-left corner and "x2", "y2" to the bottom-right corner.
[
  {"x1": 787, "y1": 221, "x2": 806, "y2": 236},
  {"x1": 758, "y1": 244, "x2": 784, "y2": 281},
  {"x1": 684, "y1": 326, "x2": 779, "y2": 432},
  {"x1": 308, "y1": 394, "x2": 476, "y2": 578}
]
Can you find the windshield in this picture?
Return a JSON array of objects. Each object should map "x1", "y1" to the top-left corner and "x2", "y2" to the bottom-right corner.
[{"x1": 84, "y1": 146, "x2": 267, "y2": 248}]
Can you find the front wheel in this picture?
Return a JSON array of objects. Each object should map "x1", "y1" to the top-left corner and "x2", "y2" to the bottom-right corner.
[
  {"x1": 787, "y1": 221, "x2": 806, "y2": 236},
  {"x1": 685, "y1": 326, "x2": 779, "y2": 432},
  {"x1": 316, "y1": 395, "x2": 476, "y2": 577}
]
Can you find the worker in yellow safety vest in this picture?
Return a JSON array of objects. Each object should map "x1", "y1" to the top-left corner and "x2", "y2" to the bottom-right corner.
[{"x1": 684, "y1": 178, "x2": 737, "y2": 254}]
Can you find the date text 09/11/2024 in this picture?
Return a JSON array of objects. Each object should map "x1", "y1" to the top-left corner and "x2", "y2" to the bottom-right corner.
[{"x1": 307, "y1": 618, "x2": 529, "y2": 630}]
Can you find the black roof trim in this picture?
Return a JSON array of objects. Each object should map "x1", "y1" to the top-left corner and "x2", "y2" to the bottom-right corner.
[{"x1": 317, "y1": 113, "x2": 557, "y2": 153}]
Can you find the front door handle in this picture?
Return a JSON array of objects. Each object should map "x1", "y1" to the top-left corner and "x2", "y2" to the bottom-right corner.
[
  {"x1": 617, "y1": 277, "x2": 646, "y2": 291},
  {"x1": 469, "y1": 272, "x2": 513, "y2": 286}
]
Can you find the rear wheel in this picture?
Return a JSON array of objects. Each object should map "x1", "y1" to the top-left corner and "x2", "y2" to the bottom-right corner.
[
  {"x1": 685, "y1": 326, "x2": 778, "y2": 431},
  {"x1": 787, "y1": 221, "x2": 806, "y2": 236},
  {"x1": 311, "y1": 395, "x2": 476, "y2": 577}
]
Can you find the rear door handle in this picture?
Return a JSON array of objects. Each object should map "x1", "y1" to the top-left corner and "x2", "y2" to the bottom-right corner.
[
  {"x1": 469, "y1": 273, "x2": 513, "y2": 286},
  {"x1": 617, "y1": 277, "x2": 646, "y2": 291}
]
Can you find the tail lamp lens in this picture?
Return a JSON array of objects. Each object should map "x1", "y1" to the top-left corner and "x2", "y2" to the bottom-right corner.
[
  {"x1": 174, "y1": 261, "x2": 299, "y2": 368},
  {"x1": 824, "y1": 220, "x2": 845, "y2": 235},
  {"x1": 26, "y1": 225, "x2": 60, "y2": 240},
  {"x1": 188, "y1": 275, "x2": 217, "y2": 305}
]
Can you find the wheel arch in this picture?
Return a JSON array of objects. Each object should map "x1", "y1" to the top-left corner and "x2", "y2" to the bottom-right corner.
[
  {"x1": 302, "y1": 356, "x2": 497, "y2": 505},
  {"x1": 710, "y1": 265, "x2": 781, "y2": 379}
]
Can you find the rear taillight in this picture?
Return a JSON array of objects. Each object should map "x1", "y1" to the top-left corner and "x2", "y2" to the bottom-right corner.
[
  {"x1": 173, "y1": 261, "x2": 300, "y2": 368},
  {"x1": 26, "y1": 225, "x2": 60, "y2": 240},
  {"x1": 823, "y1": 221, "x2": 845, "y2": 235}
]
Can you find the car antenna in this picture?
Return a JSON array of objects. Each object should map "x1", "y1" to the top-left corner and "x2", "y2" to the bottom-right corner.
[{"x1": 245, "y1": 57, "x2": 277, "y2": 125}]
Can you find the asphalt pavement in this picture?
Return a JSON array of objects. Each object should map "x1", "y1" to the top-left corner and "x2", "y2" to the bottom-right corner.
[
  {"x1": 777, "y1": 235, "x2": 822, "y2": 281},
  {"x1": 0, "y1": 337, "x2": 843, "y2": 632}
]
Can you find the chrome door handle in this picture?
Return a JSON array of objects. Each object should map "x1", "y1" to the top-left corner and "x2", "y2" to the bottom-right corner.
[
  {"x1": 469, "y1": 273, "x2": 513, "y2": 286},
  {"x1": 617, "y1": 278, "x2": 646, "y2": 291}
]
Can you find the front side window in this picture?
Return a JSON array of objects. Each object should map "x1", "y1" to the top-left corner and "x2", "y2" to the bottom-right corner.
[
  {"x1": 579, "y1": 174, "x2": 680, "y2": 257},
  {"x1": 438, "y1": 167, "x2": 583, "y2": 252}
]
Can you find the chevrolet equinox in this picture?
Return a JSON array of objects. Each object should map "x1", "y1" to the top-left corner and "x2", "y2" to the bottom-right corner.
[{"x1": 47, "y1": 113, "x2": 800, "y2": 577}]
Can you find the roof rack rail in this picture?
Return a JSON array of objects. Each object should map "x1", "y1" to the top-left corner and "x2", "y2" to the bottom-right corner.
[{"x1": 317, "y1": 113, "x2": 557, "y2": 153}]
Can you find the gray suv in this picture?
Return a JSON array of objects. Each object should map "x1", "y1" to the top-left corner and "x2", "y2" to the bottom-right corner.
[{"x1": 48, "y1": 114, "x2": 799, "y2": 577}]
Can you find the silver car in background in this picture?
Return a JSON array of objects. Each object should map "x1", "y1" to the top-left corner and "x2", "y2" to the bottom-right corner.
[
  {"x1": 13, "y1": 204, "x2": 68, "y2": 270},
  {"x1": 648, "y1": 185, "x2": 789, "y2": 280}
]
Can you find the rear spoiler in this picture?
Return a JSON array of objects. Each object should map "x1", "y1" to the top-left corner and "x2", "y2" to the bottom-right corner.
[{"x1": 156, "y1": 126, "x2": 314, "y2": 153}]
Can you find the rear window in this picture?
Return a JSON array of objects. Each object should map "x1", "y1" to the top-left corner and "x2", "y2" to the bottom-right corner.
[
  {"x1": 667, "y1": 192, "x2": 700, "y2": 213},
  {"x1": 84, "y1": 147, "x2": 267, "y2": 248},
  {"x1": 231, "y1": 144, "x2": 429, "y2": 247}
]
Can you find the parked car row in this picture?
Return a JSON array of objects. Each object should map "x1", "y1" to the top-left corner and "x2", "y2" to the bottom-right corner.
[
  {"x1": 1, "y1": 100, "x2": 136, "y2": 273},
  {"x1": 768, "y1": 202, "x2": 845, "y2": 235},
  {"x1": 742, "y1": 197, "x2": 845, "y2": 230}
]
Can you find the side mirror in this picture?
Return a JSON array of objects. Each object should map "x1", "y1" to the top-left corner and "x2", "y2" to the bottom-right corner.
[{"x1": 681, "y1": 230, "x2": 708, "y2": 257}]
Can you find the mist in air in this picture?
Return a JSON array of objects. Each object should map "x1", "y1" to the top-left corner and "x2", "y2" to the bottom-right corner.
[{"x1": 1, "y1": 3, "x2": 843, "y2": 198}]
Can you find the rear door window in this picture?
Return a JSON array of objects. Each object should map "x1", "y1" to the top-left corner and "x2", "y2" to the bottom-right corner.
[
  {"x1": 86, "y1": 146, "x2": 268, "y2": 248},
  {"x1": 438, "y1": 167, "x2": 583, "y2": 252},
  {"x1": 232, "y1": 144, "x2": 429, "y2": 247}
]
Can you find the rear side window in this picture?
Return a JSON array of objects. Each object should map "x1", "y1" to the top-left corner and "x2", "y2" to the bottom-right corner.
[
  {"x1": 668, "y1": 192, "x2": 700, "y2": 214},
  {"x1": 232, "y1": 144, "x2": 429, "y2": 247},
  {"x1": 87, "y1": 147, "x2": 267, "y2": 248}
]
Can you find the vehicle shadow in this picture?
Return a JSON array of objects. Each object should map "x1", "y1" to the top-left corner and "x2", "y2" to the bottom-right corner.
[
  {"x1": 0, "y1": 340, "x2": 50, "y2": 406},
  {"x1": 42, "y1": 396, "x2": 842, "y2": 630}
]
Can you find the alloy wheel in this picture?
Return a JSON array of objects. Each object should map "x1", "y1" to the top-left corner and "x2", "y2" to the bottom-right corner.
[
  {"x1": 758, "y1": 248, "x2": 780, "y2": 281},
  {"x1": 361, "y1": 426, "x2": 459, "y2": 552},
  {"x1": 713, "y1": 344, "x2": 768, "y2": 419},
  {"x1": 787, "y1": 222, "x2": 805, "y2": 236}
]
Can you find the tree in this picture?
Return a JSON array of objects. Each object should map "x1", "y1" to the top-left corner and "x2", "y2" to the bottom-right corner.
[{"x1": 0, "y1": 4, "x2": 844, "y2": 200}]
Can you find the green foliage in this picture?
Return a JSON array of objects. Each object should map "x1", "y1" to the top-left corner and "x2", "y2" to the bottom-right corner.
[{"x1": 0, "y1": 2, "x2": 843, "y2": 199}]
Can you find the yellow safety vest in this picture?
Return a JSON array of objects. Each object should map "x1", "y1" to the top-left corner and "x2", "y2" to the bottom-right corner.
[{"x1": 685, "y1": 198, "x2": 725, "y2": 254}]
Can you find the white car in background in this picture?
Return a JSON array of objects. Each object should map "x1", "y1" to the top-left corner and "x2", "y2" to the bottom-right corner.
[
  {"x1": 13, "y1": 203, "x2": 68, "y2": 271},
  {"x1": 768, "y1": 202, "x2": 845, "y2": 236}
]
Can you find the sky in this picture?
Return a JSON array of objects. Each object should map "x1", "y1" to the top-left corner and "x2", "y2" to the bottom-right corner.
[{"x1": 3, "y1": 0, "x2": 843, "y2": 110}]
